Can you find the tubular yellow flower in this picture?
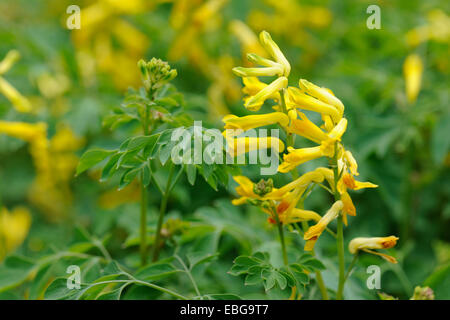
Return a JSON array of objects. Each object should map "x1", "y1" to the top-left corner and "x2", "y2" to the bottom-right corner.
[
  {"x1": 271, "y1": 168, "x2": 326, "y2": 198},
  {"x1": 287, "y1": 111, "x2": 329, "y2": 143},
  {"x1": 233, "y1": 66, "x2": 284, "y2": 77},
  {"x1": 259, "y1": 31, "x2": 291, "y2": 76},
  {"x1": 286, "y1": 208, "x2": 322, "y2": 224},
  {"x1": 278, "y1": 146, "x2": 323, "y2": 173},
  {"x1": 304, "y1": 200, "x2": 343, "y2": 251},
  {"x1": 343, "y1": 150, "x2": 359, "y2": 176},
  {"x1": 298, "y1": 79, "x2": 344, "y2": 116},
  {"x1": 232, "y1": 168, "x2": 326, "y2": 206},
  {"x1": 340, "y1": 191, "x2": 356, "y2": 226},
  {"x1": 403, "y1": 54, "x2": 423, "y2": 104},
  {"x1": 287, "y1": 86, "x2": 341, "y2": 123},
  {"x1": 275, "y1": 188, "x2": 321, "y2": 225},
  {"x1": 225, "y1": 136, "x2": 285, "y2": 157},
  {"x1": 242, "y1": 77, "x2": 271, "y2": 97},
  {"x1": 223, "y1": 112, "x2": 289, "y2": 131},
  {"x1": 244, "y1": 76, "x2": 288, "y2": 111},
  {"x1": 342, "y1": 172, "x2": 378, "y2": 191},
  {"x1": 0, "y1": 206, "x2": 31, "y2": 260},
  {"x1": 349, "y1": 236, "x2": 399, "y2": 264}
]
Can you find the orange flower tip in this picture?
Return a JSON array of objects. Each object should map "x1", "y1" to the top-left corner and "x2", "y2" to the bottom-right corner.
[{"x1": 276, "y1": 201, "x2": 289, "y2": 214}]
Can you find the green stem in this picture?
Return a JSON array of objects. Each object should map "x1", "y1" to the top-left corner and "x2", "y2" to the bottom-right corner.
[
  {"x1": 140, "y1": 172, "x2": 148, "y2": 266},
  {"x1": 336, "y1": 216, "x2": 345, "y2": 300},
  {"x1": 300, "y1": 221, "x2": 329, "y2": 300},
  {"x1": 152, "y1": 163, "x2": 175, "y2": 262},
  {"x1": 272, "y1": 204, "x2": 288, "y2": 266},
  {"x1": 277, "y1": 221, "x2": 289, "y2": 266},
  {"x1": 174, "y1": 255, "x2": 201, "y2": 297},
  {"x1": 331, "y1": 144, "x2": 345, "y2": 300},
  {"x1": 140, "y1": 99, "x2": 151, "y2": 266},
  {"x1": 344, "y1": 253, "x2": 359, "y2": 282}
]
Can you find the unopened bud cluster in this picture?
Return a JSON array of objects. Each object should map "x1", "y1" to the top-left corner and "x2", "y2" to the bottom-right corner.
[{"x1": 138, "y1": 58, "x2": 177, "y2": 92}]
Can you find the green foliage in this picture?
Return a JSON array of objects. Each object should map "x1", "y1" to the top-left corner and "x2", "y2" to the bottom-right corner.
[{"x1": 229, "y1": 252, "x2": 324, "y2": 294}]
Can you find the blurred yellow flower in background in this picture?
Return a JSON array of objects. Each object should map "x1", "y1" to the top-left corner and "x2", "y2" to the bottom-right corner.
[
  {"x1": 0, "y1": 50, "x2": 32, "y2": 113},
  {"x1": 0, "y1": 206, "x2": 31, "y2": 261},
  {"x1": 0, "y1": 121, "x2": 83, "y2": 221},
  {"x1": 403, "y1": 54, "x2": 423, "y2": 104},
  {"x1": 406, "y1": 9, "x2": 450, "y2": 47},
  {"x1": 72, "y1": 0, "x2": 153, "y2": 89}
]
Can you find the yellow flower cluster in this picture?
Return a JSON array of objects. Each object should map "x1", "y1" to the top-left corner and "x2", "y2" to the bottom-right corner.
[{"x1": 225, "y1": 31, "x2": 398, "y2": 263}]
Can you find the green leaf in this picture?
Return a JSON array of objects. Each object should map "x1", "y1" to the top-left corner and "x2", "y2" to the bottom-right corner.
[
  {"x1": 101, "y1": 153, "x2": 121, "y2": 181},
  {"x1": 135, "y1": 262, "x2": 179, "y2": 281},
  {"x1": 187, "y1": 251, "x2": 219, "y2": 269},
  {"x1": 233, "y1": 256, "x2": 260, "y2": 268},
  {"x1": 228, "y1": 263, "x2": 249, "y2": 276},
  {"x1": 185, "y1": 164, "x2": 197, "y2": 185},
  {"x1": 142, "y1": 164, "x2": 151, "y2": 187},
  {"x1": 119, "y1": 166, "x2": 142, "y2": 190},
  {"x1": 289, "y1": 264, "x2": 310, "y2": 284},
  {"x1": 76, "y1": 149, "x2": 115, "y2": 176},
  {"x1": 244, "y1": 272, "x2": 262, "y2": 286},
  {"x1": 302, "y1": 258, "x2": 326, "y2": 271},
  {"x1": 204, "y1": 293, "x2": 243, "y2": 300},
  {"x1": 424, "y1": 263, "x2": 450, "y2": 299},
  {"x1": 0, "y1": 256, "x2": 36, "y2": 293},
  {"x1": 97, "y1": 284, "x2": 129, "y2": 300},
  {"x1": 159, "y1": 141, "x2": 176, "y2": 165},
  {"x1": 263, "y1": 272, "x2": 276, "y2": 291},
  {"x1": 273, "y1": 271, "x2": 287, "y2": 290}
]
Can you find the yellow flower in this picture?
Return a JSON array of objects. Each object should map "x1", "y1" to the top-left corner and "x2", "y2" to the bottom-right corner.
[
  {"x1": 275, "y1": 188, "x2": 321, "y2": 225},
  {"x1": 287, "y1": 86, "x2": 341, "y2": 123},
  {"x1": 225, "y1": 136, "x2": 285, "y2": 157},
  {"x1": 232, "y1": 168, "x2": 326, "y2": 205},
  {"x1": 340, "y1": 191, "x2": 355, "y2": 226},
  {"x1": 279, "y1": 117, "x2": 348, "y2": 174},
  {"x1": 349, "y1": 236, "x2": 399, "y2": 263},
  {"x1": 278, "y1": 146, "x2": 328, "y2": 173},
  {"x1": 287, "y1": 111, "x2": 330, "y2": 144},
  {"x1": 259, "y1": 31, "x2": 291, "y2": 76},
  {"x1": 223, "y1": 112, "x2": 289, "y2": 131},
  {"x1": 243, "y1": 76, "x2": 288, "y2": 111},
  {"x1": 285, "y1": 208, "x2": 322, "y2": 224},
  {"x1": 0, "y1": 50, "x2": 32, "y2": 113},
  {"x1": 0, "y1": 206, "x2": 31, "y2": 260},
  {"x1": 343, "y1": 150, "x2": 358, "y2": 176},
  {"x1": 341, "y1": 172, "x2": 378, "y2": 191},
  {"x1": 304, "y1": 200, "x2": 343, "y2": 251},
  {"x1": 403, "y1": 54, "x2": 423, "y2": 104},
  {"x1": 298, "y1": 79, "x2": 344, "y2": 116},
  {"x1": 232, "y1": 31, "x2": 289, "y2": 111}
]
